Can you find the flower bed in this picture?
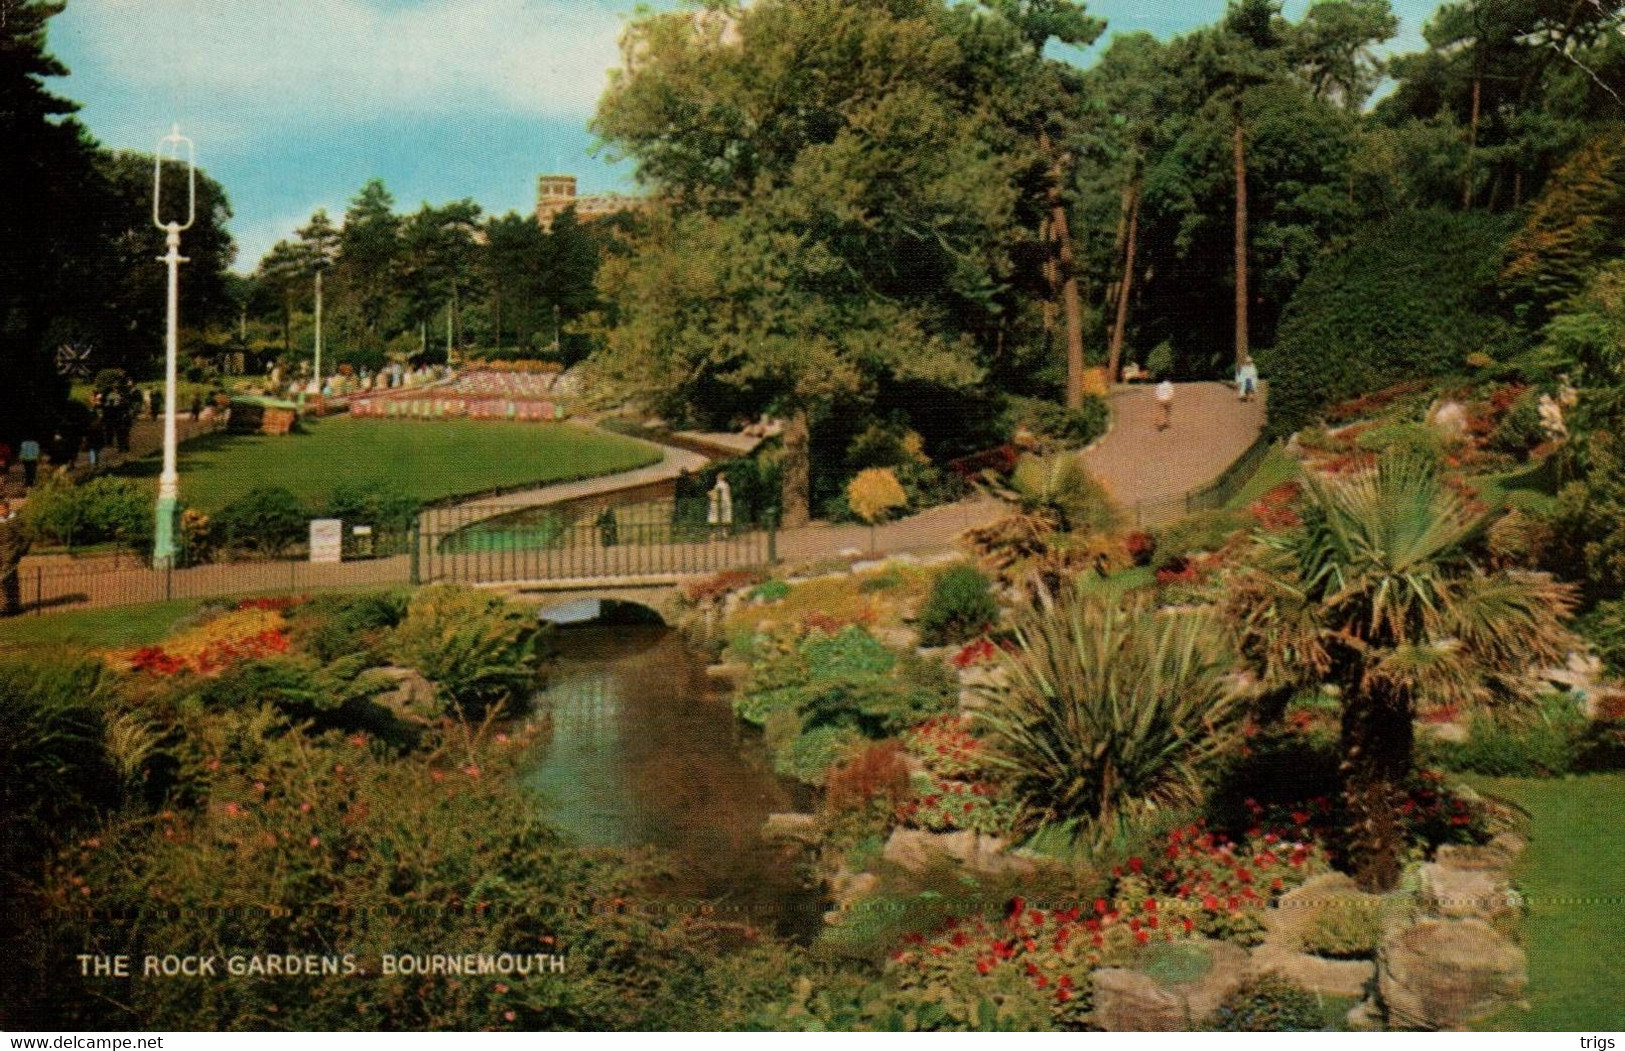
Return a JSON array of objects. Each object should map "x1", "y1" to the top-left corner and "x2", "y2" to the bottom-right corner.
[{"x1": 122, "y1": 603, "x2": 294, "y2": 676}]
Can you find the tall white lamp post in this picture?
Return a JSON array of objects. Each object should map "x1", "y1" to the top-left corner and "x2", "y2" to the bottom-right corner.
[{"x1": 152, "y1": 125, "x2": 195, "y2": 570}]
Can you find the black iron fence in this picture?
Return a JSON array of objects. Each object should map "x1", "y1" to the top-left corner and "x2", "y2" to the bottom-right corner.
[
  {"x1": 3, "y1": 554, "x2": 412, "y2": 618},
  {"x1": 414, "y1": 497, "x2": 777, "y2": 586},
  {"x1": 1121, "y1": 435, "x2": 1278, "y2": 529}
]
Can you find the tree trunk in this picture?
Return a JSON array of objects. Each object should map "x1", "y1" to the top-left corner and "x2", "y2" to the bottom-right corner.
[
  {"x1": 1340, "y1": 681, "x2": 1416, "y2": 893},
  {"x1": 493, "y1": 287, "x2": 502, "y2": 353},
  {"x1": 1108, "y1": 178, "x2": 1141, "y2": 384},
  {"x1": 1040, "y1": 131, "x2": 1086, "y2": 408},
  {"x1": 1040, "y1": 215, "x2": 1058, "y2": 335},
  {"x1": 781, "y1": 406, "x2": 812, "y2": 529},
  {"x1": 1233, "y1": 103, "x2": 1250, "y2": 372},
  {"x1": 1053, "y1": 193, "x2": 1086, "y2": 408},
  {"x1": 1462, "y1": 76, "x2": 1481, "y2": 210}
]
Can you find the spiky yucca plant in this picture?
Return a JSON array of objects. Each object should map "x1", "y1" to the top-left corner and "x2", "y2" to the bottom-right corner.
[
  {"x1": 974, "y1": 590, "x2": 1243, "y2": 851},
  {"x1": 1226, "y1": 456, "x2": 1577, "y2": 890}
]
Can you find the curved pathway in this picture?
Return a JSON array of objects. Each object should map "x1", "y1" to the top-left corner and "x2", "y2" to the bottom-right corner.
[{"x1": 1080, "y1": 381, "x2": 1267, "y2": 506}]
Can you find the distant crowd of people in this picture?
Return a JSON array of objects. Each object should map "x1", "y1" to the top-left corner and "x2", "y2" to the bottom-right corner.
[{"x1": 277, "y1": 362, "x2": 452, "y2": 401}]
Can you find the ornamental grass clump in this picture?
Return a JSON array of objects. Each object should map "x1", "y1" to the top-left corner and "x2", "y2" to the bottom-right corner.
[
  {"x1": 389, "y1": 586, "x2": 544, "y2": 720},
  {"x1": 974, "y1": 591, "x2": 1244, "y2": 850}
]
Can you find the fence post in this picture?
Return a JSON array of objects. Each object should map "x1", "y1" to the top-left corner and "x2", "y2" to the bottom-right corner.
[
  {"x1": 409, "y1": 517, "x2": 421, "y2": 586},
  {"x1": 164, "y1": 563, "x2": 173, "y2": 602},
  {"x1": 766, "y1": 509, "x2": 778, "y2": 565}
]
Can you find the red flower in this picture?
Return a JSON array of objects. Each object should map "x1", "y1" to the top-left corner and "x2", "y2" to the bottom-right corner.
[{"x1": 1134, "y1": 929, "x2": 1149, "y2": 944}]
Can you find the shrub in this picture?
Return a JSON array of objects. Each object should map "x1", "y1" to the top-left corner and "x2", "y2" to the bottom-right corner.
[
  {"x1": 1151, "y1": 510, "x2": 1248, "y2": 564},
  {"x1": 1209, "y1": 974, "x2": 1325, "y2": 1031},
  {"x1": 1429, "y1": 699, "x2": 1588, "y2": 778},
  {"x1": 749, "y1": 579, "x2": 792, "y2": 603},
  {"x1": 286, "y1": 590, "x2": 410, "y2": 663},
  {"x1": 1010, "y1": 396, "x2": 1111, "y2": 449},
  {"x1": 847, "y1": 467, "x2": 909, "y2": 526},
  {"x1": 1489, "y1": 391, "x2": 1548, "y2": 456},
  {"x1": 775, "y1": 724, "x2": 863, "y2": 785},
  {"x1": 918, "y1": 565, "x2": 998, "y2": 646},
  {"x1": 1262, "y1": 209, "x2": 1522, "y2": 437},
  {"x1": 389, "y1": 586, "x2": 542, "y2": 719},
  {"x1": 1146, "y1": 341, "x2": 1174, "y2": 379},
  {"x1": 20, "y1": 475, "x2": 149, "y2": 550},
  {"x1": 1299, "y1": 898, "x2": 1384, "y2": 959},
  {"x1": 212, "y1": 486, "x2": 310, "y2": 557},
  {"x1": 324, "y1": 482, "x2": 419, "y2": 554},
  {"x1": 1354, "y1": 421, "x2": 1448, "y2": 466},
  {"x1": 974, "y1": 593, "x2": 1243, "y2": 847},
  {"x1": 825, "y1": 740, "x2": 912, "y2": 813}
]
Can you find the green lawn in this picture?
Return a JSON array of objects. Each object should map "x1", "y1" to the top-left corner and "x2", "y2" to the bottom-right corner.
[
  {"x1": 1468, "y1": 774, "x2": 1625, "y2": 1031},
  {"x1": 114, "y1": 417, "x2": 662, "y2": 513},
  {"x1": 0, "y1": 598, "x2": 202, "y2": 650}
]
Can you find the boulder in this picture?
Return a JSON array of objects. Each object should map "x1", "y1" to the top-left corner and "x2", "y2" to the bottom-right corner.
[
  {"x1": 370, "y1": 666, "x2": 438, "y2": 722},
  {"x1": 1378, "y1": 918, "x2": 1527, "y2": 1030},
  {"x1": 879, "y1": 827, "x2": 1043, "y2": 878},
  {"x1": 828, "y1": 869, "x2": 881, "y2": 909},
  {"x1": 1418, "y1": 862, "x2": 1516, "y2": 921},
  {"x1": 1249, "y1": 945, "x2": 1377, "y2": 998},
  {"x1": 1091, "y1": 969, "x2": 1186, "y2": 1032}
]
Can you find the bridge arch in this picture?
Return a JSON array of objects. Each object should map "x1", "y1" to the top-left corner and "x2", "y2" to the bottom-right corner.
[{"x1": 536, "y1": 595, "x2": 668, "y2": 627}]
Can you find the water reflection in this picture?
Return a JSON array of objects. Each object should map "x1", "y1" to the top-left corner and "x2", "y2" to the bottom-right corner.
[{"x1": 523, "y1": 626, "x2": 823, "y2": 937}]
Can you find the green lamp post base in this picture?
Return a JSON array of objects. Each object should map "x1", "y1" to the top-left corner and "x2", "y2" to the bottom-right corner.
[{"x1": 152, "y1": 494, "x2": 181, "y2": 570}]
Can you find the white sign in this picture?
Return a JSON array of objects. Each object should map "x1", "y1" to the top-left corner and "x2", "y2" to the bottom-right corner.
[{"x1": 309, "y1": 518, "x2": 343, "y2": 563}]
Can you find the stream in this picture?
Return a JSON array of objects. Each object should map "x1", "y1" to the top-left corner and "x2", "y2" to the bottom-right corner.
[{"x1": 521, "y1": 624, "x2": 826, "y2": 939}]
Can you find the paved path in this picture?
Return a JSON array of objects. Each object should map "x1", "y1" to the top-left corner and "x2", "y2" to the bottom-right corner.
[{"x1": 1081, "y1": 381, "x2": 1267, "y2": 506}]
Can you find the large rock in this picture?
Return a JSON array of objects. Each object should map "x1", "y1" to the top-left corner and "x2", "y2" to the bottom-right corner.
[
  {"x1": 1249, "y1": 945, "x2": 1377, "y2": 998},
  {"x1": 370, "y1": 666, "x2": 438, "y2": 722},
  {"x1": 1378, "y1": 918, "x2": 1527, "y2": 1030},
  {"x1": 1093, "y1": 941, "x2": 1250, "y2": 1030},
  {"x1": 1418, "y1": 862, "x2": 1516, "y2": 921},
  {"x1": 1091, "y1": 969, "x2": 1187, "y2": 1032},
  {"x1": 880, "y1": 827, "x2": 1042, "y2": 879}
]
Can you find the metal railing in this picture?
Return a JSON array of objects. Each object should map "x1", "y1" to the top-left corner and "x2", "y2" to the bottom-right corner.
[
  {"x1": 414, "y1": 497, "x2": 777, "y2": 586},
  {"x1": 1122, "y1": 434, "x2": 1278, "y2": 529}
]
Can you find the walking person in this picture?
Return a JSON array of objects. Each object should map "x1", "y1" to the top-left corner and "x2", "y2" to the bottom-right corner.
[
  {"x1": 189, "y1": 394, "x2": 202, "y2": 422},
  {"x1": 84, "y1": 419, "x2": 103, "y2": 469},
  {"x1": 1155, "y1": 379, "x2": 1175, "y2": 431},
  {"x1": 18, "y1": 438, "x2": 40, "y2": 487},
  {"x1": 144, "y1": 386, "x2": 157, "y2": 420},
  {"x1": 1237, "y1": 356, "x2": 1259, "y2": 403}
]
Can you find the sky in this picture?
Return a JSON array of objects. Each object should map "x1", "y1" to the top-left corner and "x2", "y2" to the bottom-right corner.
[{"x1": 46, "y1": 0, "x2": 1448, "y2": 273}]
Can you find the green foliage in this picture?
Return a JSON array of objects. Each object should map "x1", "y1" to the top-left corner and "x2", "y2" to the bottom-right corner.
[
  {"x1": 739, "y1": 624, "x2": 953, "y2": 784},
  {"x1": 975, "y1": 592, "x2": 1243, "y2": 847},
  {"x1": 1544, "y1": 261, "x2": 1625, "y2": 385},
  {"x1": 1548, "y1": 428, "x2": 1625, "y2": 603},
  {"x1": 1299, "y1": 898, "x2": 1384, "y2": 959},
  {"x1": 1488, "y1": 393, "x2": 1547, "y2": 457},
  {"x1": 0, "y1": 655, "x2": 118, "y2": 889},
  {"x1": 1009, "y1": 396, "x2": 1110, "y2": 448},
  {"x1": 775, "y1": 725, "x2": 863, "y2": 786},
  {"x1": 1145, "y1": 341, "x2": 1175, "y2": 379},
  {"x1": 1426, "y1": 695, "x2": 1592, "y2": 778},
  {"x1": 211, "y1": 486, "x2": 310, "y2": 557},
  {"x1": 20, "y1": 474, "x2": 150, "y2": 550},
  {"x1": 1354, "y1": 421, "x2": 1450, "y2": 465},
  {"x1": 1261, "y1": 209, "x2": 1520, "y2": 437},
  {"x1": 324, "y1": 482, "x2": 419, "y2": 553},
  {"x1": 917, "y1": 565, "x2": 998, "y2": 647},
  {"x1": 389, "y1": 587, "x2": 542, "y2": 719},
  {"x1": 1209, "y1": 974, "x2": 1325, "y2": 1031},
  {"x1": 286, "y1": 591, "x2": 410, "y2": 664},
  {"x1": 750, "y1": 579, "x2": 792, "y2": 603},
  {"x1": 1152, "y1": 509, "x2": 1250, "y2": 562}
]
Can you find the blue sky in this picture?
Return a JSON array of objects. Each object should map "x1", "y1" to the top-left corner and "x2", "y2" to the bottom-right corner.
[{"x1": 48, "y1": 0, "x2": 1446, "y2": 272}]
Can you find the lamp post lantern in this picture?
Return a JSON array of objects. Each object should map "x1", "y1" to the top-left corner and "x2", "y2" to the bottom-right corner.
[{"x1": 152, "y1": 124, "x2": 196, "y2": 570}]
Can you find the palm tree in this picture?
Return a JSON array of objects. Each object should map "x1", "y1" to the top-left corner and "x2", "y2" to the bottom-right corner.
[
  {"x1": 1226, "y1": 456, "x2": 1577, "y2": 890},
  {"x1": 975, "y1": 590, "x2": 1244, "y2": 852}
]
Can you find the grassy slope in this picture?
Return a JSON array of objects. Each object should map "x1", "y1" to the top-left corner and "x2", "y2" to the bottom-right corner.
[
  {"x1": 1470, "y1": 774, "x2": 1625, "y2": 1031},
  {"x1": 114, "y1": 417, "x2": 661, "y2": 512}
]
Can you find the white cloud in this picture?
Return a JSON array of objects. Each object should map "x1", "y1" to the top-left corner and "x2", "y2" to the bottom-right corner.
[{"x1": 66, "y1": 0, "x2": 625, "y2": 125}]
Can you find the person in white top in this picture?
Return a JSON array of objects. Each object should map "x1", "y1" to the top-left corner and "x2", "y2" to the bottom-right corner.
[{"x1": 1155, "y1": 379, "x2": 1174, "y2": 431}]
